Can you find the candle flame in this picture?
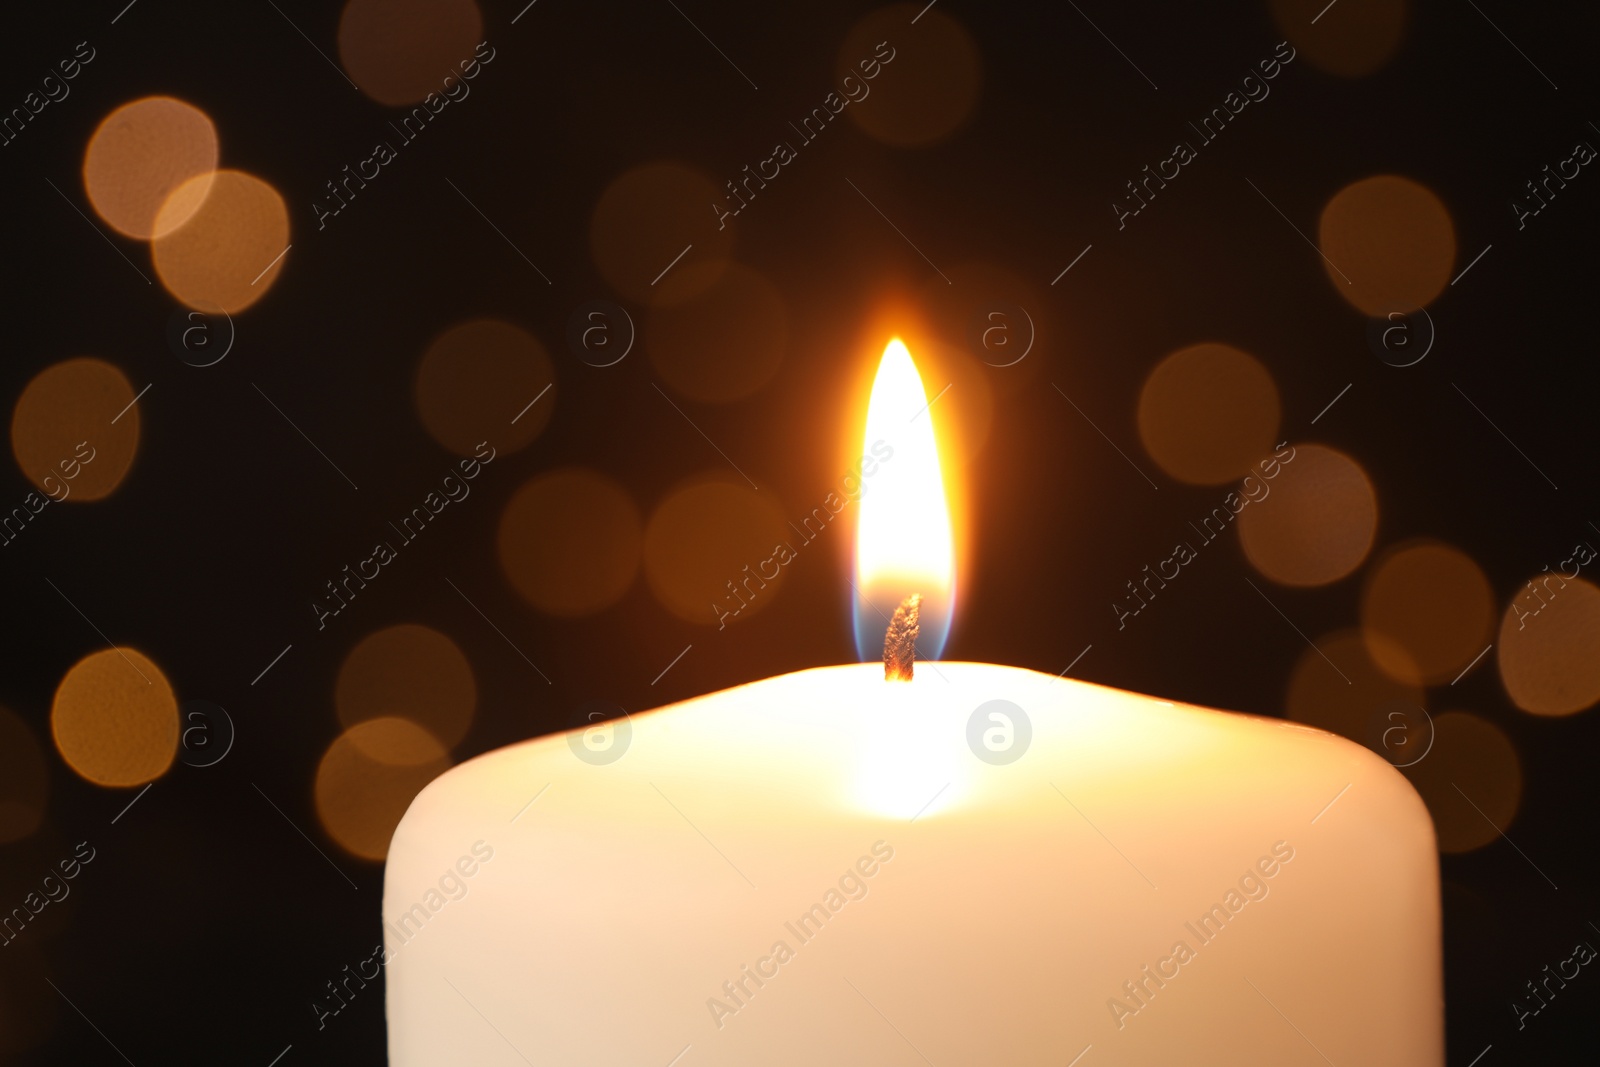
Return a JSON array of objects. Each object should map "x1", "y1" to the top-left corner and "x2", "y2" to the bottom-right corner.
[{"x1": 854, "y1": 338, "x2": 955, "y2": 662}]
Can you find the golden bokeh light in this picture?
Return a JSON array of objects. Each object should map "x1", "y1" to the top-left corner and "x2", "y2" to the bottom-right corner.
[
  {"x1": 646, "y1": 262, "x2": 786, "y2": 403},
  {"x1": 1137, "y1": 343, "x2": 1281, "y2": 485},
  {"x1": 1497, "y1": 576, "x2": 1600, "y2": 716},
  {"x1": 83, "y1": 96, "x2": 218, "y2": 239},
  {"x1": 1361, "y1": 541, "x2": 1494, "y2": 684},
  {"x1": 1319, "y1": 175, "x2": 1455, "y2": 317},
  {"x1": 415, "y1": 319, "x2": 554, "y2": 456},
  {"x1": 645, "y1": 478, "x2": 790, "y2": 626},
  {"x1": 0, "y1": 706, "x2": 48, "y2": 844},
  {"x1": 1402, "y1": 711, "x2": 1522, "y2": 854},
  {"x1": 838, "y1": 5, "x2": 981, "y2": 147},
  {"x1": 11, "y1": 357, "x2": 139, "y2": 502},
  {"x1": 338, "y1": 0, "x2": 484, "y2": 106},
  {"x1": 51, "y1": 648, "x2": 178, "y2": 788},
  {"x1": 590, "y1": 162, "x2": 733, "y2": 305},
  {"x1": 1239, "y1": 443, "x2": 1377, "y2": 586},
  {"x1": 1269, "y1": 0, "x2": 1407, "y2": 78},
  {"x1": 499, "y1": 469, "x2": 642, "y2": 617},
  {"x1": 315, "y1": 717, "x2": 450, "y2": 861},
  {"x1": 1287, "y1": 628, "x2": 1424, "y2": 743},
  {"x1": 336, "y1": 625, "x2": 476, "y2": 749},
  {"x1": 151, "y1": 169, "x2": 289, "y2": 313}
]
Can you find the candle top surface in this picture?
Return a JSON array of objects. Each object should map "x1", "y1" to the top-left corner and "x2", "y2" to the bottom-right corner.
[{"x1": 395, "y1": 662, "x2": 1396, "y2": 829}]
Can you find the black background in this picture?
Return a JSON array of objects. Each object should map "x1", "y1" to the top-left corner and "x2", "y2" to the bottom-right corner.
[{"x1": 1, "y1": 0, "x2": 1597, "y2": 1063}]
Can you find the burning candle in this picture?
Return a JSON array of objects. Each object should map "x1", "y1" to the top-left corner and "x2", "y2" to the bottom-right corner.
[{"x1": 383, "y1": 340, "x2": 1442, "y2": 1066}]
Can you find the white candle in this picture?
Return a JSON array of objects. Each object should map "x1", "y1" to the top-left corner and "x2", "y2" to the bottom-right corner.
[{"x1": 382, "y1": 341, "x2": 1442, "y2": 1065}]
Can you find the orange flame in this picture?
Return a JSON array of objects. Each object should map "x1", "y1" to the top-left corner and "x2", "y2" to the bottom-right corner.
[{"x1": 853, "y1": 338, "x2": 955, "y2": 660}]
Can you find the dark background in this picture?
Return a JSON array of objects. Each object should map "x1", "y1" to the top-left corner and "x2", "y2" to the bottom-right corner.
[{"x1": 2, "y1": 0, "x2": 1597, "y2": 1063}]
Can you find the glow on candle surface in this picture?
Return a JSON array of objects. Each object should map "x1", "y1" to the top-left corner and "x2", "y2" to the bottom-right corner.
[{"x1": 383, "y1": 339, "x2": 1442, "y2": 1066}]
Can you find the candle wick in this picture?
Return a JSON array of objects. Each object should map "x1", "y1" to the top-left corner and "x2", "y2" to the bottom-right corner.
[{"x1": 883, "y1": 594, "x2": 921, "y2": 681}]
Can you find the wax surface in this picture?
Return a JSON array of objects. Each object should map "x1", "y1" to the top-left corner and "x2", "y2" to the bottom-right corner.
[{"x1": 383, "y1": 663, "x2": 1442, "y2": 1066}]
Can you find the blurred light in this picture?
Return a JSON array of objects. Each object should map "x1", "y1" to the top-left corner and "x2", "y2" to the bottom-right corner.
[
  {"x1": 646, "y1": 262, "x2": 786, "y2": 403},
  {"x1": 1137, "y1": 343, "x2": 1281, "y2": 486},
  {"x1": 1319, "y1": 175, "x2": 1455, "y2": 317},
  {"x1": 1361, "y1": 540, "x2": 1493, "y2": 684},
  {"x1": 51, "y1": 648, "x2": 178, "y2": 787},
  {"x1": 1269, "y1": 0, "x2": 1407, "y2": 77},
  {"x1": 152, "y1": 170, "x2": 289, "y2": 313},
  {"x1": 315, "y1": 717, "x2": 450, "y2": 861},
  {"x1": 1402, "y1": 711, "x2": 1522, "y2": 854},
  {"x1": 415, "y1": 319, "x2": 554, "y2": 456},
  {"x1": 0, "y1": 706, "x2": 48, "y2": 844},
  {"x1": 336, "y1": 625, "x2": 476, "y2": 750},
  {"x1": 499, "y1": 469, "x2": 642, "y2": 617},
  {"x1": 83, "y1": 96, "x2": 217, "y2": 239},
  {"x1": 1497, "y1": 576, "x2": 1600, "y2": 716},
  {"x1": 338, "y1": 0, "x2": 483, "y2": 106},
  {"x1": 1239, "y1": 443, "x2": 1377, "y2": 586},
  {"x1": 1287, "y1": 628, "x2": 1424, "y2": 743},
  {"x1": 645, "y1": 477, "x2": 790, "y2": 626},
  {"x1": 854, "y1": 339, "x2": 955, "y2": 658},
  {"x1": 838, "y1": 4, "x2": 981, "y2": 147},
  {"x1": 590, "y1": 162, "x2": 733, "y2": 305},
  {"x1": 10, "y1": 357, "x2": 139, "y2": 502}
]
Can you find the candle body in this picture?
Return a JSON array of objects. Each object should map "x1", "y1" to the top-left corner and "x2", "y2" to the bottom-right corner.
[{"x1": 383, "y1": 663, "x2": 1442, "y2": 1065}]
